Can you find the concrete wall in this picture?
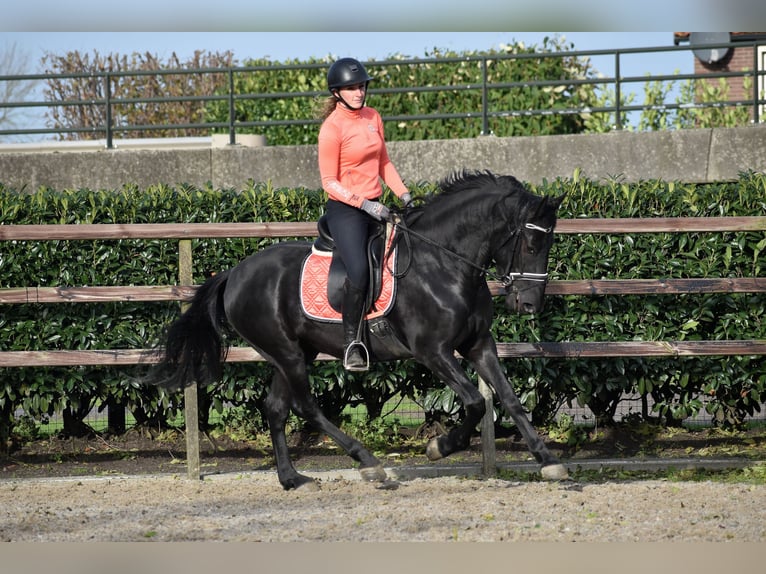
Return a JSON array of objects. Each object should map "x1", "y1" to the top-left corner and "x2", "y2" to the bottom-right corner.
[{"x1": 0, "y1": 126, "x2": 763, "y2": 192}]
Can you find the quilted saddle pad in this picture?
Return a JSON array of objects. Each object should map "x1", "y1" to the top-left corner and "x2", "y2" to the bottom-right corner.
[{"x1": 300, "y1": 234, "x2": 397, "y2": 323}]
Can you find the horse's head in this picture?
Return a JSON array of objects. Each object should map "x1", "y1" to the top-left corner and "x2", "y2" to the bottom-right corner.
[{"x1": 496, "y1": 193, "x2": 565, "y2": 315}]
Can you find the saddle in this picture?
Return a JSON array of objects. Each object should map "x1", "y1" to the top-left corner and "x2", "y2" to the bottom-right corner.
[{"x1": 300, "y1": 215, "x2": 397, "y2": 322}]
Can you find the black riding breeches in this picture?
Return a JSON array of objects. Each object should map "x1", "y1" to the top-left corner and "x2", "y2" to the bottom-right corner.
[{"x1": 324, "y1": 199, "x2": 375, "y2": 292}]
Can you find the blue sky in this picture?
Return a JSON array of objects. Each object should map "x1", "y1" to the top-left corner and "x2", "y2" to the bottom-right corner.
[{"x1": 6, "y1": 32, "x2": 692, "y2": 78}]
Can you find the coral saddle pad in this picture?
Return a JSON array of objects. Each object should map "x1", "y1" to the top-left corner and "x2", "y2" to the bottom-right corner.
[{"x1": 300, "y1": 235, "x2": 397, "y2": 323}]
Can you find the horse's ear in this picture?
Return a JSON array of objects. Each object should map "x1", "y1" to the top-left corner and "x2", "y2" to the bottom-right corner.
[
  {"x1": 549, "y1": 192, "x2": 567, "y2": 211},
  {"x1": 533, "y1": 192, "x2": 565, "y2": 217}
]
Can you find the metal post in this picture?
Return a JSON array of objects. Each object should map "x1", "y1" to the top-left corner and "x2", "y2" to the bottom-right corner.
[
  {"x1": 481, "y1": 59, "x2": 489, "y2": 136},
  {"x1": 228, "y1": 69, "x2": 236, "y2": 145},
  {"x1": 478, "y1": 377, "x2": 496, "y2": 478},
  {"x1": 614, "y1": 52, "x2": 622, "y2": 130},
  {"x1": 104, "y1": 73, "x2": 113, "y2": 149},
  {"x1": 753, "y1": 44, "x2": 760, "y2": 124},
  {"x1": 179, "y1": 239, "x2": 201, "y2": 480}
]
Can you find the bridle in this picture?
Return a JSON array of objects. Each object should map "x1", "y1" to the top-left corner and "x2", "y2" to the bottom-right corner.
[
  {"x1": 492, "y1": 222, "x2": 552, "y2": 293},
  {"x1": 388, "y1": 215, "x2": 553, "y2": 294}
]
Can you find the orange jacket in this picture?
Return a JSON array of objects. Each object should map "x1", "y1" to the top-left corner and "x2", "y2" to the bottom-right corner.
[{"x1": 318, "y1": 104, "x2": 408, "y2": 207}]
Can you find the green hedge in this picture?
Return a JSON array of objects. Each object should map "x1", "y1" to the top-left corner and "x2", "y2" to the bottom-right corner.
[
  {"x1": 204, "y1": 38, "x2": 596, "y2": 146},
  {"x1": 1, "y1": 173, "x2": 765, "y2": 448}
]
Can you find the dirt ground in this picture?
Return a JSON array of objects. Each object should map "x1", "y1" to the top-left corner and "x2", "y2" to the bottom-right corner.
[{"x1": 2, "y1": 425, "x2": 766, "y2": 542}]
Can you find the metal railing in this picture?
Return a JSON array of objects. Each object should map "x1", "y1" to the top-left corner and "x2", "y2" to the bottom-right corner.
[{"x1": 0, "y1": 40, "x2": 764, "y2": 148}]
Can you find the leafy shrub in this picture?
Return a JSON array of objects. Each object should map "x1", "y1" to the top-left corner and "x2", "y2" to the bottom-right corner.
[{"x1": 203, "y1": 37, "x2": 598, "y2": 146}]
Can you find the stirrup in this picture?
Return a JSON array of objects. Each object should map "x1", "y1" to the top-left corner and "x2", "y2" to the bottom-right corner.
[{"x1": 343, "y1": 340, "x2": 370, "y2": 371}]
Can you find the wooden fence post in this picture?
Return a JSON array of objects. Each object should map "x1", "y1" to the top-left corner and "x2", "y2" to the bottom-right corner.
[
  {"x1": 478, "y1": 377, "x2": 496, "y2": 478},
  {"x1": 178, "y1": 239, "x2": 201, "y2": 480}
]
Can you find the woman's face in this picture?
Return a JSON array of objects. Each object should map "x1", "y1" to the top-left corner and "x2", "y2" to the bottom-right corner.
[{"x1": 337, "y1": 83, "x2": 367, "y2": 108}]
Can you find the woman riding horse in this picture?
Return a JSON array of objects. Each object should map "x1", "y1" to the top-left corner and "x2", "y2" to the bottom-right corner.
[
  {"x1": 148, "y1": 169, "x2": 568, "y2": 490},
  {"x1": 317, "y1": 57, "x2": 413, "y2": 371}
]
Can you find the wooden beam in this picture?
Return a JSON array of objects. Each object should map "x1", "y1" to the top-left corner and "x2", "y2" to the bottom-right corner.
[
  {"x1": 554, "y1": 216, "x2": 766, "y2": 234},
  {"x1": 495, "y1": 277, "x2": 766, "y2": 296},
  {"x1": 478, "y1": 377, "x2": 496, "y2": 478},
  {"x1": 179, "y1": 239, "x2": 200, "y2": 481},
  {"x1": 0, "y1": 222, "x2": 318, "y2": 241},
  {"x1": 2, "y1": 277, "x2": 764, "y2": 305},
  {"x1": 495, "y1": 340, "x2": 766, "y2": 358},
  {"x1": 541, "y1": 278, "x2": 766, "y2": 296},
  {"x1": 1, "y1": 341, "x2": 764, "y2": 368},
  {"x1": 0, "y1": 216, "x2": 763, "y2": 241},
  {"x1": 0, "y1": 285, "x2": 197, "y2": 304},
  {"x1": 0, "y1": 349, "x2": 164, "y2": 367}
]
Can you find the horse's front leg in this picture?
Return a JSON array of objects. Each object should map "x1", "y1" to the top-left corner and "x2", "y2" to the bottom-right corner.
[
  {"x1": 465, "y1": 337, "x2": 569, "y2": 481},
  {"x1": 417, "y1": 351, "x2": 487, "y2": 461}
]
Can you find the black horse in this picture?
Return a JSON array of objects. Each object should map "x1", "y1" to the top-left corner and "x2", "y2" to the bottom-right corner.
[{"x1": 150, "y1": 170, "x2": 568, "y2": 489}]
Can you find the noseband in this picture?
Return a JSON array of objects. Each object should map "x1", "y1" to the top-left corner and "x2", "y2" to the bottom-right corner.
[{"x1": 497, "y1": 222, "x2": 552, "y2": 292}]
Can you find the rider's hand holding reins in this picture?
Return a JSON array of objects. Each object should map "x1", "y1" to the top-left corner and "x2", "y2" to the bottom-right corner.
[
  {"x1": 362, "y1": 192, "x2": 413, "y2": 222},
  {"x1": 361, "y1": 199, "x2": 390, "y2": 221}
]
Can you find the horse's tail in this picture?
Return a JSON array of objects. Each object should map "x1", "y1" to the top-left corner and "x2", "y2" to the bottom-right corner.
[{"x1": 147, "y1": 270, "x2": 231, "y2": 390}]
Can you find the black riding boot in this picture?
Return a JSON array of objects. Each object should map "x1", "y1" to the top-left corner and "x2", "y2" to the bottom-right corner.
[{"x1": 342, "y1": 279, "x2": 369, "y2": 371}]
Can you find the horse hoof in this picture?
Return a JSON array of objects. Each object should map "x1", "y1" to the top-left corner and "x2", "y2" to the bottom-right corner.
[
  {"x1": 296, "y1": 479, "x2": 321, "y2": 492},
  {"x1": 360, "y1": 465, "x2": 387, "y2": 482},
  {"x1": 282, "y1": 475, "x2": 320, "y2": 491},
  {"x1": 541, "y1": 463, "x2": 569, "y2": 481},
  {"x1": 376, "y1": 479, "x2": 400, "y2": 490},
  {"x1": 426, "y1": 437, "x2": 443, "y2": 461}
]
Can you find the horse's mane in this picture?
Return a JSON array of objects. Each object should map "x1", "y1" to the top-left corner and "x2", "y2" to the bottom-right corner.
[
  {"x1": 398, "y1": 170, "x2": 535, "y2": 237},
  {"x1": 406, "y1": 170, "x2": 530, "y2": 219},
  {"x1": 437, "y1": 169, "x2": 527, "y2": 199}
]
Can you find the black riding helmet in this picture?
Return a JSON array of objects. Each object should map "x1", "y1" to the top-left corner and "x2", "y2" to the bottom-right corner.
[{"x1": 327, "y1": 57, "x2": 373, "y2": 110}]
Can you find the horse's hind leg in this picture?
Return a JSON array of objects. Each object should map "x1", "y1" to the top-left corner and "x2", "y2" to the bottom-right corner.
[
  {"x1": 265, "y1": 364, "x2": 387, "y2": 490},
  {"x1": 264, "y1": 372, "x2": 318, "y2": 491}
]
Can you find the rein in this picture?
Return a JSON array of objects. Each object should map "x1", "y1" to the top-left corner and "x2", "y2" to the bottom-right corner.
[{"x1": 388, "y1": 215, "x2": 551, "y2": 291}]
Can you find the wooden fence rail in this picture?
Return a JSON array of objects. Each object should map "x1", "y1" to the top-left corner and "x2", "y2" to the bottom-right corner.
[
  {"x1": 3, "y1": 278, "x2": 766, "y2": 305},
  {"x1": 2, "y1": 340, "x2": 766, "y2": 369},
  {"x1": 1, "y1": 216, "x2": 765, "y2": 242},
  {"x1": 1, "y1": 217, "x2": 765, "y2": 479}
]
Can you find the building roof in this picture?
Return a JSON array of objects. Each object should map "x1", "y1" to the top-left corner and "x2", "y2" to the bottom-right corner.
[{"x1": 674, "y1": 32, "x2": 766, "y2": 45}]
